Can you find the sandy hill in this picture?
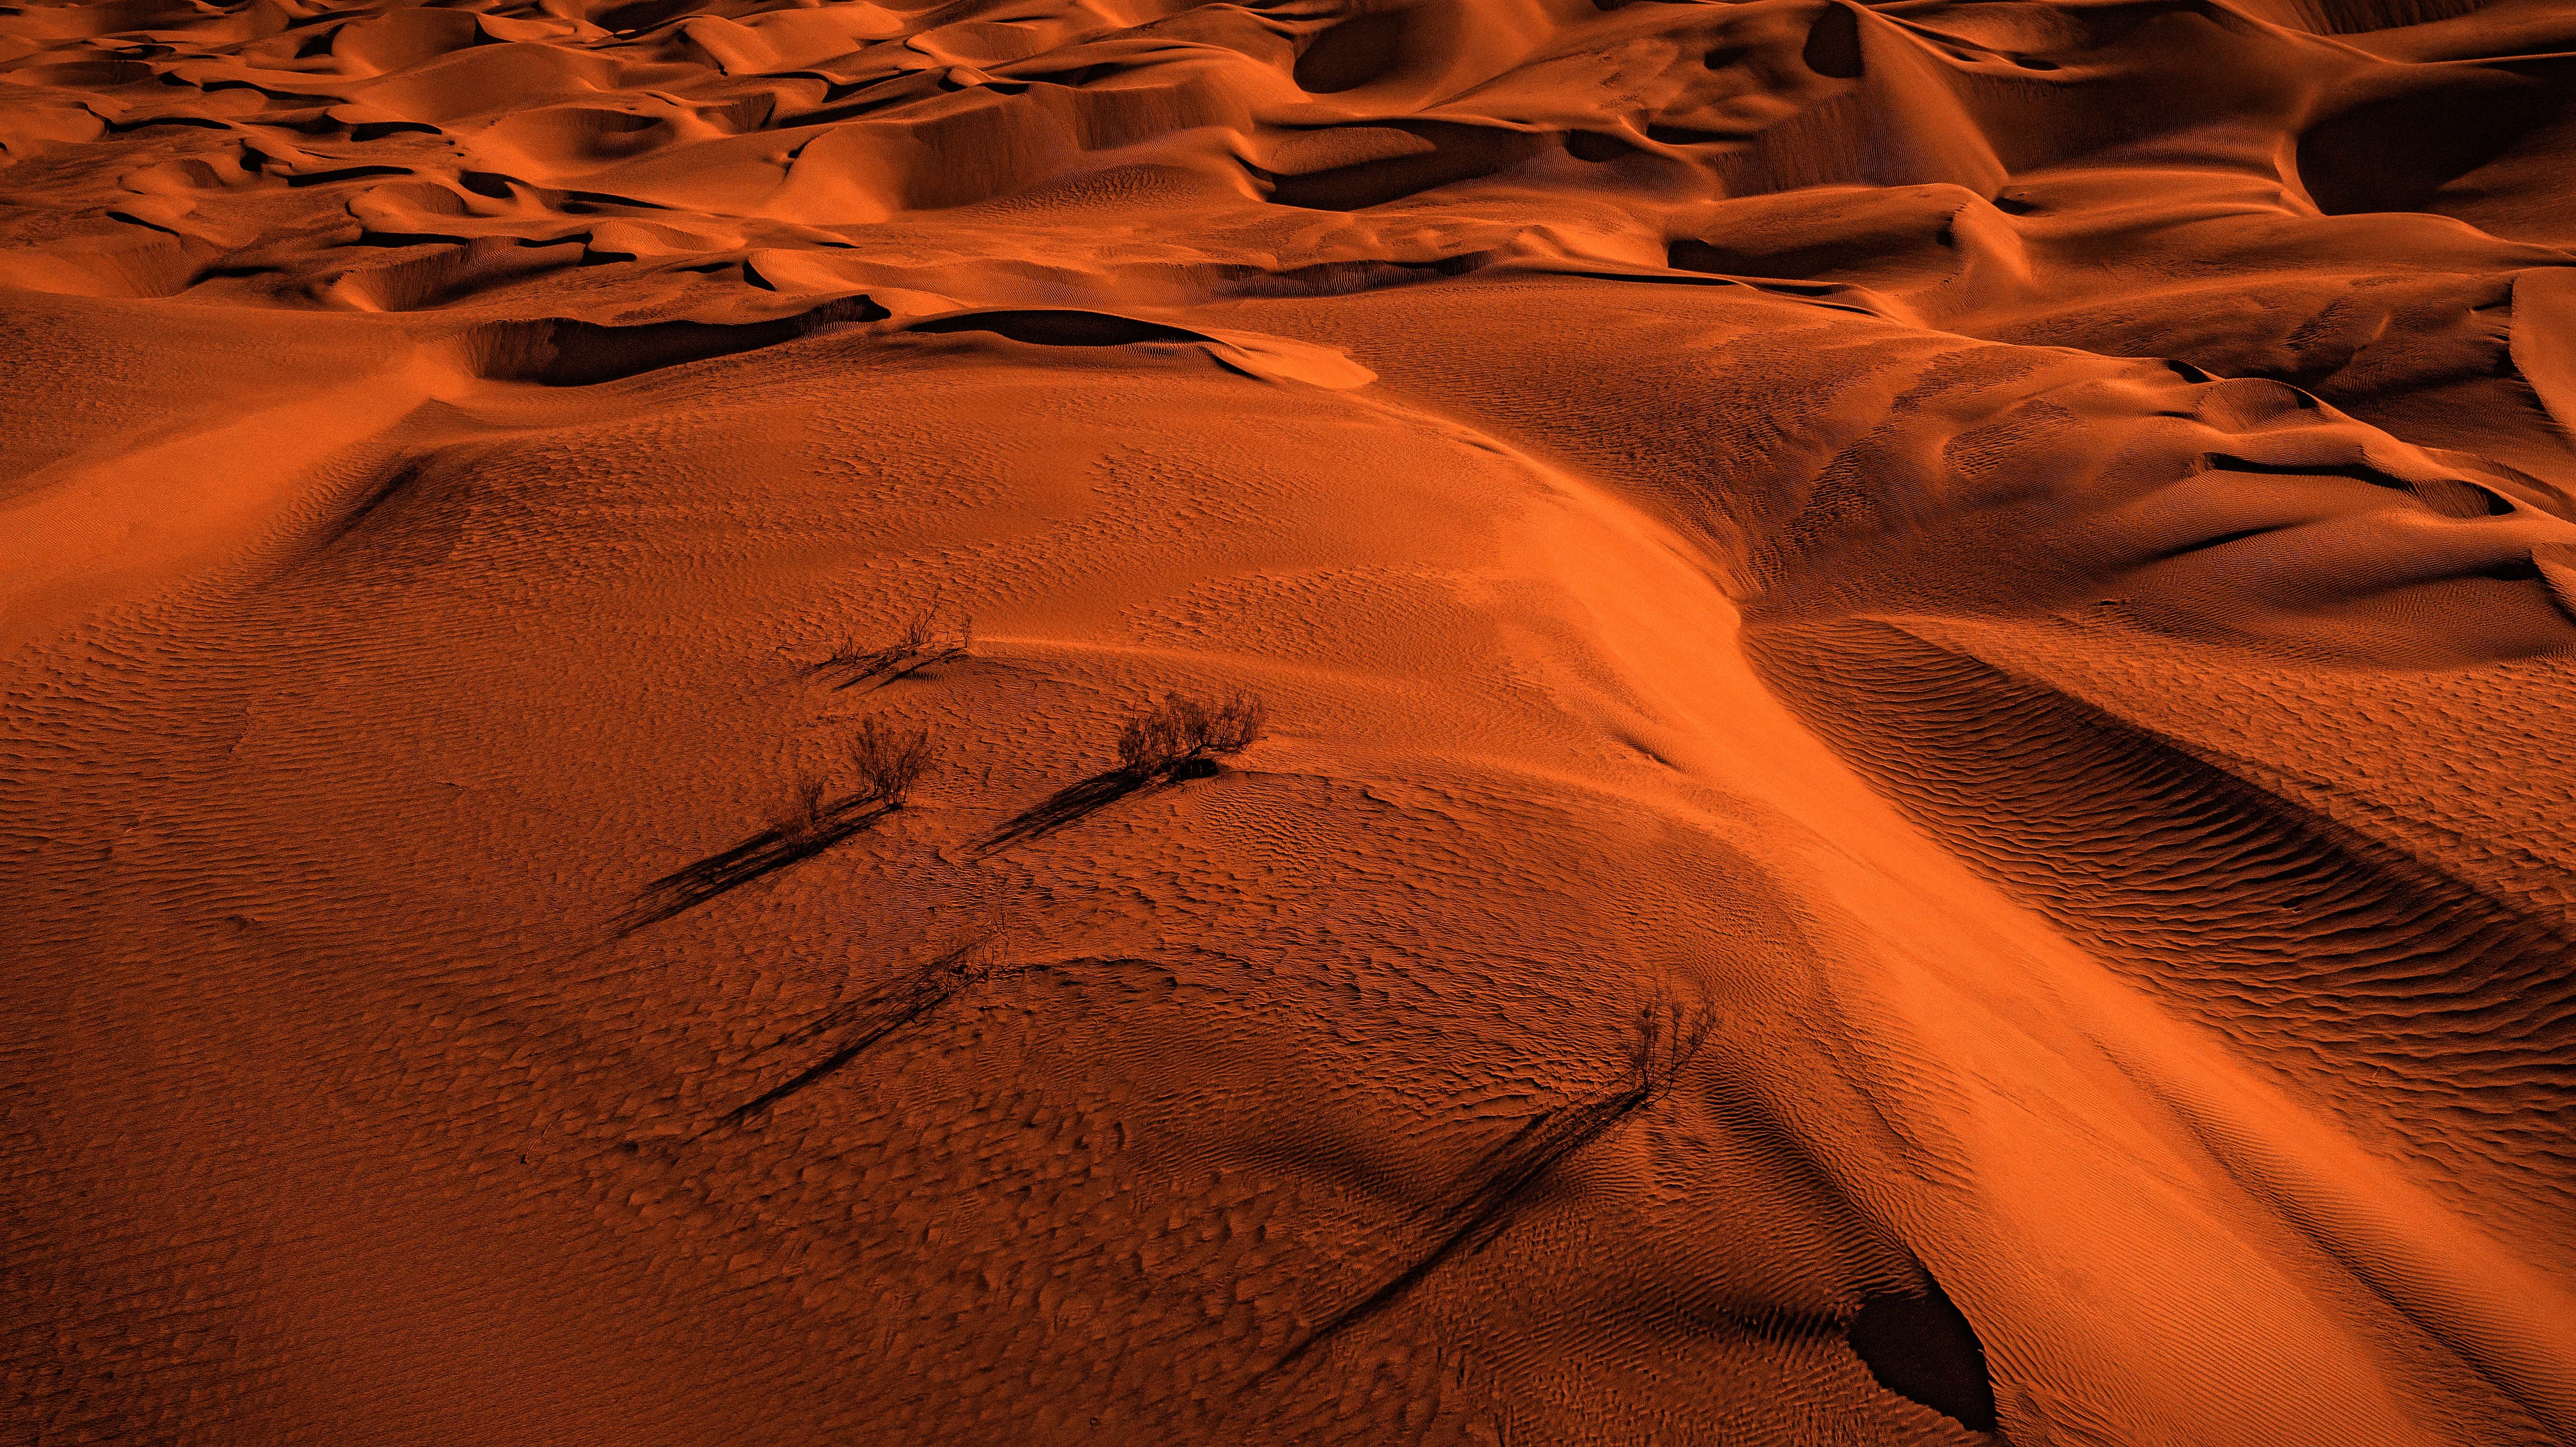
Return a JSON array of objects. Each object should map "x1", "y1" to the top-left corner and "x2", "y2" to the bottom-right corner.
[{"x1": 5, "y1": 0, "x2": 2576, "y2": 1442}]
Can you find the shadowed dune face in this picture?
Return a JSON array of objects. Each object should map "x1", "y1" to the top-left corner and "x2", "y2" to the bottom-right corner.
[
  {"x1": 1712, "y1": 335, "x2": 2576, "y2": 663},
  {"x1": 8, "y1": 0, "x2": 2576, "y2": 1444}
]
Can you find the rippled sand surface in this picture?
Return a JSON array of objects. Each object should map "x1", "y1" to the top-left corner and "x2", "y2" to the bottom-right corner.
[{"x1": 7, "y1": 0, "x2": 2576, "y2": 1442}]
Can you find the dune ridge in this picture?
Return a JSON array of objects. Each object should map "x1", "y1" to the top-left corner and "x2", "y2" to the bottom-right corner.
[{"x1": 7, "y1": 0, "x2": 2576, "y2": 1442}]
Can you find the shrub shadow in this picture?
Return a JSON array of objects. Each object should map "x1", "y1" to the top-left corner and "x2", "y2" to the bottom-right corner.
[{"x1": 621, "y1": 795, "x2": 896, "y2": 934}]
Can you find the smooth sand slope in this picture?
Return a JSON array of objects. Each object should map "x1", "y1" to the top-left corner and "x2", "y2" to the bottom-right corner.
[{"x1": 6, "y1": 0, "x2": 2576, "y2": 1443}]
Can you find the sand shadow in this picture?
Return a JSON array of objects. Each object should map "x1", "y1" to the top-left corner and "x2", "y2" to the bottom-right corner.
[
  {"x1": 1267, "y1": 998, "x2": 1712, "y2": 1373},
  {"x1": 975, "y1": 758, "x2": 1218, "y2": 855},
  {"x1": 1267, "y1": 1080, "x2": 1652, "y2": 1373},
  {"x1": 472, "y1": 295, "x2": 889, "y2": 386},
  {"x1": 1849, "y1": 1278, "x2": 1997, "y2": 1433},
  {"x1": 710, "y1": 935, "x2": 994, "y2": 1131},
  {"x1": 622, "y1": 795, "x2": 898, "y2": 934},
  {"x1": 809, "y1": 640, "x2": 967, "y2": 692}
]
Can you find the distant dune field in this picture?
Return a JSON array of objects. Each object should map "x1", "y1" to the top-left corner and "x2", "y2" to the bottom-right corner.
[{"x1": 5, "y1": 0, "x2": 2576, "y2": 1442}]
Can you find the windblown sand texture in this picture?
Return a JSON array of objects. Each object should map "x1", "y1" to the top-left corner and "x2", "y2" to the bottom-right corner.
[{"x1": 8, "y1": 0, "x2": 2576, "y2": 1441}]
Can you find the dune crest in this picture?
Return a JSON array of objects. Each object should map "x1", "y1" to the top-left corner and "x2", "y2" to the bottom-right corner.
[{"x1": 6, "y1": 0, "x2": 2576, "y2": 1443}]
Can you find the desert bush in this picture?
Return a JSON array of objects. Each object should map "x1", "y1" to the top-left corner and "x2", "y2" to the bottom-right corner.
[
  {"x1": 821, "y1": 601, "x2": 974, "y2": 689},
  {"x1": 1628, "y1": 988, "x2": 1718, "y2": 1102},
  {"x1": 778, "y1": 773, "x2": 830, "y2": 840},
  {"x1": 1116, "y1": 690, "x2": 1265, "y2": 777},
  {"x1": 891, "y1": 600, "x2": 973, "y2": 659},
  {"x1": 852, "y1": 717, "x2": 934, "y2": 805}
]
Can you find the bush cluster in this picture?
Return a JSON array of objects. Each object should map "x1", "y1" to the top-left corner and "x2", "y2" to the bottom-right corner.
[{"x1": 1116, "y1": 691, "x2": 1266, "y2": 777}]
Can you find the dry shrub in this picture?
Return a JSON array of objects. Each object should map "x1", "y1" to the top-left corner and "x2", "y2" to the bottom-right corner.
[
  {"x1": 821, "y1": 600, "x2": 974, "y2": 689},
  {"x1": 892, "y1": 600, "x2": 973, "y2": 659},
  {"x1": 852, "y1": 717, "x2": 934, "y2": 804},
  {"x1": 1116, "y1": 690, "x2": 1265, "y2": 777},
  {"x1": 1629, "y1": 988, "x2": 1718, "y2": 1103},
  {"x1": 778, "y1": 773, "x2": 830, "y2": 840}
]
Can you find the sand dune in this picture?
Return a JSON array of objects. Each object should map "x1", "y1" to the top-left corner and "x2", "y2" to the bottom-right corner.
[{"x1": 6, "y1": 0, "x2": 2576, "y2": 1441}]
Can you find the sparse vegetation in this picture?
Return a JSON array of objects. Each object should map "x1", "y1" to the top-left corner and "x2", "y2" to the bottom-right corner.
[
  {"x1": 710, "y1": 928, "x2": 1003, "y2": 1134},
  {"x1": 625, "y1": 722, "x2": 930, "y2": 936},
  {"x1": 1628, "y1": 988, "x2": 1719, "y2": 1104},
  {"x1": 977, "y1": 688, "x2": 1267, "y2": 855},
  {"x1": 772, "y1": 718, "x2": 931, "y2": 841},
  {"x1": 1266, "y1": 993, "x2": 1701, "y2": 1376},
  {"x1": 778, "y1": 773, "x2": 831, "y2": 841},
  {"x1": 851, "y1": 717, "x2": 934, "y2": 805},
  {"x1": 819, "y1": 600, "x2": 974, "y2": 691},
  {"x1": 1115, "y1": 690, "x2": 1266, "y2": 778}
]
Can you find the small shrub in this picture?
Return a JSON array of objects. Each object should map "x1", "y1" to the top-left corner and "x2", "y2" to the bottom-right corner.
[
  {"x1": 891, "y1": 600, "x2": 973, "y2": 659},
  {"x1": 1116, "y1": 690, "x2": 1266, "y2": 778},
  {"x1": 778, "y1": 773, "x2": 830, "y2": 840},
  {"x1": 820, "y1": 601, "x2": 974, "y2": 690},
  {"x1": 1628, "y1": 988, "x2": 1717, "y2": 1103},
  {"x1": 852, "y1": 718, "x2": 934, "y2": 805}
]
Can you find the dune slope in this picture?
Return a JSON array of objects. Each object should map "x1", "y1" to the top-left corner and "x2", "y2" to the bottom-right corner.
[{"x1": 6, "y1": 0, "x2": 2576, "y2": 1443}]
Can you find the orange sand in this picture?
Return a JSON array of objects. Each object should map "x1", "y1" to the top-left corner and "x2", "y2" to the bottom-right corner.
[{"x1": 6, "y1": 0, "x2": 2576, "y2": 1441}]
